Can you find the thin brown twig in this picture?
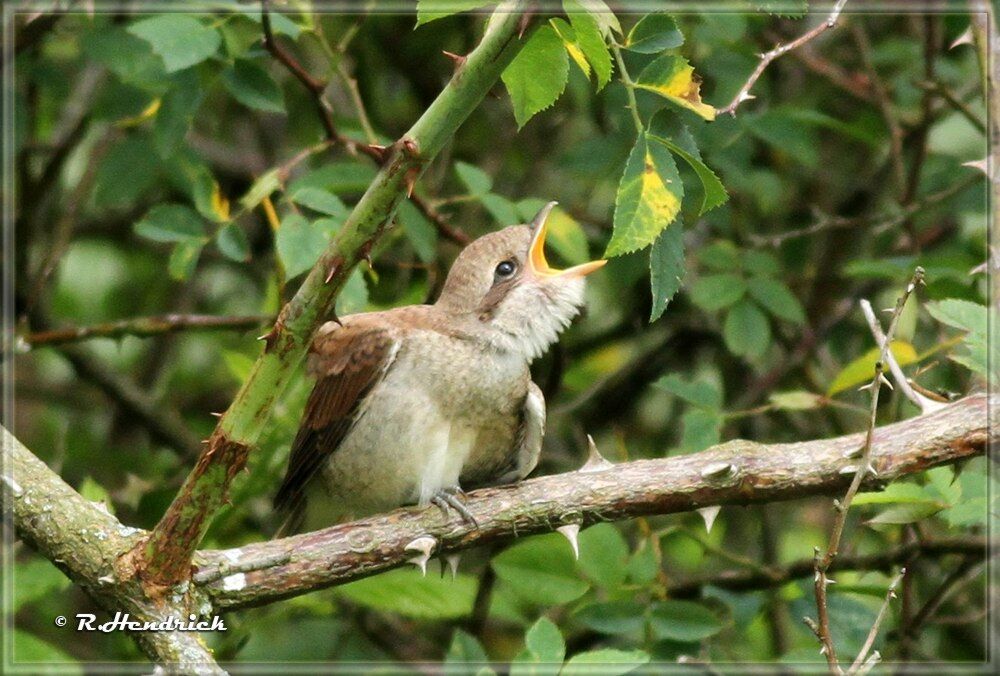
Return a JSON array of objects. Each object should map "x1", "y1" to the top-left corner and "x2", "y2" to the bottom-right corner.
[
  {"x1": 667, "y1": 536, "x2": 987, "y2": 597},
  {"x1": 901, "y1": 557, "x2": 987, "y2": 642},
  {"x1": 850, "y1": 22, "x2": 906, "y2": 193},
  {"x1": 717, "y1": 0, "x2": 850, "y2": 116},
  {"x1": 19, "y1": 314, "x2": 273, "y2": 349},
  {"x1": 809, "y1": 267, "x2": 925, "y2": 674},
  {"x1": 259, "y1": 0, "x2": 469, "y2": 246},
  {"x1": 848, "y1": 568, "x2": 906, "y2": 674},
  {"x1": 915, "y1": 79, "x2": 987, "y2": 133}
]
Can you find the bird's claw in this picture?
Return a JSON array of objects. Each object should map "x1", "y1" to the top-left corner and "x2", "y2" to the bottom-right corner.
[{"x1": 431, "y1": 488, "x2": 478, "y2": 528}]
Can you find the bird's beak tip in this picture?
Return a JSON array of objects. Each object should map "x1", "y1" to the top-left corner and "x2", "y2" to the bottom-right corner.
[{"x1": 527, "y1": 202, "x2": 606, "y2": 279}]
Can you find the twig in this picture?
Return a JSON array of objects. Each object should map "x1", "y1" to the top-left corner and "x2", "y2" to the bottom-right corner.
[
  {"x1": 848, "y1": 568, "x2": 906, "y2": 674},
  {"x1": 667, "y1": 536, "x2": 987, "y2": 597},
  {"x1": 851, "y1": 23, "x2": 906, "y2": 193},
  {"x1": 19, "y1": 314, "x2": 272, "y2": 349},
  {"x1": 915, "y1": 79, "x2": 987, "y2": 133},
  {"x1": 809, "y1": 267, "x2": 924, "y2": 674},
  {"x1": 260, "y1": 0, "x2": 469, "y2": 245},
  {"x1": 859, "y1": 300, "x2": 946, "y2": 414},
  {"x1": 718, "y1": 0, "x2": 850, "y2": 116},
  {"x1": 199, "y1": 395, "x2": 991, "y2": 610}
]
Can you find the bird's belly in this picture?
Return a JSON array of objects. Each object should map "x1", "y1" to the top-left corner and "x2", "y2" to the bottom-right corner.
[{"x1": 303, "y1": 359, "x2": 523, "y2": 527}]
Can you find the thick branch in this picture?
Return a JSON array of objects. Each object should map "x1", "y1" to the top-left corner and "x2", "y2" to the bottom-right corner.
[
  {"x1": 129, "y1": 2, "x2": 528, "y2": 591},
  {"x1": 3, "y1": 427, "x2": 223, "y2": 672},
  {"x1": 199, "y1": 394, "x2": 992, "y2": 611}
]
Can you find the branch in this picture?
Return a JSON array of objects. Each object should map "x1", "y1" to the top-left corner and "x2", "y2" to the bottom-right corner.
[
  {"x1": 124, "y1": 1, "x2": 529, "y2": 593},
  {"x1": 717, "y1": 0, "x2": 850, "y2": 116},
  {"x1": 260, "y1": 0, "x2": 471, "y2": 245},
  {"x1": 3, "y1": 427, "x2": 223, "y2": 672},
  {"x1": 666, "y1": 536, "x2": 987, "y2": 597},
  {"x1": 848, "y1": 568, "x2": 905, "y2": 674},
  {"x1": 18, "y1": 313, "x2": 272, "y2": 349},
  {"x1": 859, "y1": 299, "x2": 947, "y2": 414},
  {"x1": 196, "y1": 394, "x2": 991, "y2": 611},
  {"x1": 810, "y1": 267, "x2": 924, "y2": 673}
]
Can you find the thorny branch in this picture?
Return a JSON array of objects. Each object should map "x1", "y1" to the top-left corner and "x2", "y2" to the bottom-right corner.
[
  {"x1": 848, "y1": 568, "x2": 906, "y2": 674},
  {"x1": 717, "y1": 0, "x2": 849, "y2": 116},
  {"x1": 808, "y1": 267, "x2": 925, "y2": 674}
]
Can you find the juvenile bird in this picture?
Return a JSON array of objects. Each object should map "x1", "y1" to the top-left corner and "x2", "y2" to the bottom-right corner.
[{"x1": 275, "y1": 202, "x2": 605, "y2": 534}]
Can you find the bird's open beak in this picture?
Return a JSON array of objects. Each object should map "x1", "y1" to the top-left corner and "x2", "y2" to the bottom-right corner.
[{"x1": 528, "y1": 201, "x2": 607, "y2": 278}]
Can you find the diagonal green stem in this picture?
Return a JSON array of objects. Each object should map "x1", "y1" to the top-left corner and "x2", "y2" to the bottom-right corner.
[
  {"x1": 611, "y1": 41, "x2": 644, "y2": 134},
  {"x1": 130, "y1": 2, "x2": 528, "y2": 590}
]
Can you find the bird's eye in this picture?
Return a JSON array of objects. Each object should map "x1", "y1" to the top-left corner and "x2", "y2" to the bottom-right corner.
[{"x1": 495, "y1": 260, "x2": 517, "y2": 278}]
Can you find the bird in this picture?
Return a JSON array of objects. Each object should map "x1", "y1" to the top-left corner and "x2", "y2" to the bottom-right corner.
[{"x1": 274, "y1": 201, "x2": 606, "y2": 534}]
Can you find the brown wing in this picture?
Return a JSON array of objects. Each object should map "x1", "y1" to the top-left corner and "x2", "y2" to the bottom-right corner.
[{"x1": 273, "y1": 322, "x2": 397, "y2": 517}]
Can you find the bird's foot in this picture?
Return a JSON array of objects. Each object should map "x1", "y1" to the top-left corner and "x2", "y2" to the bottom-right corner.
[{"x1": 431, "y1": 487, "x2": 478, "y2": 528}]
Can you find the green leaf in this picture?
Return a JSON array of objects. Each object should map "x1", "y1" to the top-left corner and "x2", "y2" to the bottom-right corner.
[
  {"x1": 290, "y1": 187, "x2": 348, "y2": 218},
  {"x1": 168, "y1": 240, "x2": 203, "y2": 280},
  {"x1": 866, "y1": 503, "x2": 944, "y2": 525},
  {"x1": 336, "y1": 268, "x2": 368, "y2": 316},
  {"x1": 605, "y1": 134, "x2": 683, "y2": 257},
  {"x1": 455, "y1": 161, "x2": 493, "y2": 195},
  {"x1": 134, "y1": 204, "x2": 207, "y2": 243},
  {"x1": 525, "y1": 617, "x2": 565, "y2": 662},
  {"x1": 502, "y1": 25, "x2": 569, "y2": 128},
  {"x1": 647, "y1": 114, "x2": 727, "y2": 214},
  {"x1": 398, "y1": 199, "x2": 438, "y2": 263},
  {"x1": 492, "y1": 533, "x2": 590, "y2": 605},
  {"x1": 240, "y1": 168, "x2": 281, "y2": 210},
  {"x1": 575, "y1": 0, "x2": 622, "y2": 37},
  {"x1": 625, "y1": 540, "x2": 659, "y2": 584},
  {"x1": 222, "y1": 350, "x2": 255, "y2": 383},
  {"x1": 575, "y1": 600, "x2": 646, "y2": 635},
  {"x1": 649, "y1": 222, "x2": 685, "y2": 321},
  {"x1": 681, "y1": 408, "x2": 722, "y2": 451},
  {"x1": 723, "y1": 299, "x2": 771, "y2": 359},
  {"x1": 768, "y1": 390, "x2": 823, "y2": 411},
  {"x1": 154, "y1": 69, "x2": 203, "y2": 158},
  {"x1": 625, "y1": 14, "x2": 684, "y2": 53},
  {"x1": 698, "y1": 240, "x2": 740, "y2": 271},
  {"x1": 689, "y1": 273, "x2": 746, "y2": 312},
  {"x1": 564, "y1": 1, "x2": 612, "y2": 90},
  {"x1": 925, "y1": 299, "x2": 987, "y2": 335},
  {"x1": 635, "y1": 54, "x2": 716, "y2": 120},
  {"x1": 653, "y1": 374, "x2": 722, "y2": 409},
  {"x1": 79, "y1": 476, "x2": 114, "y2": 513},
  {"x1": 747, "y1": 276, "x2": 805, "y2": 324},
  {"x1": 216, "y1": 223, "x2": 251, "y2": 262},
  {"x1": 562, "y1": 649, "x2": 649, "y2": 675},
  {"x1": 289, "y1": 161, "x2": 378, "y2": 195},
  {"x1": 276, "y1": 214, "x2": 334, "y2": 278},
  {"x1": 445, "y1": 629, "x2": 489, "y2": 670},
  {"x1": 481, "y1": 193, "x2": 521, "y2": 225},
  {"x1": 336, "y1": 568, "x2": 477, "y2": 619},
  {"x1": 415, "y1": 0, "x2": 493, "y2": 27},
  {"x1": 854, "y1": 483, "x2": 946, "y2": 507},
  {"x1": 94, "y1": 135, "x2": 159, "y2": 208},
  {"x1": 82, "y1": 27, "x2": 168, "y2": 91},
  {"x1": 222, "y1": 59, "x2": 285, "y2": 113},
  {"x1": 578, "y1": 523, "x2": 629, "y2": 587},
  {"x1": 649, "y1": 600, "x2": 725, "y2": 641},
  {"x1": 742, "y1": 249, "x2": 781, "y2": 276},
  {"x1": 827, "y1": 341, "x2": 918, "y2": 395},
  {"x1": 128, "y1": 15, "x2": 221, "y2": 73}
]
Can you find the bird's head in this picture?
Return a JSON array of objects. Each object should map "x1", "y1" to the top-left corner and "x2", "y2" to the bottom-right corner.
[{"x1": 436, "y1": 201, "x2": 606, "y2": 360}]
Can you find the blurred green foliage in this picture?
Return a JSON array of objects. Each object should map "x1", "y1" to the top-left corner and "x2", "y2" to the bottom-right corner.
[{"x1": 8, "y1": 0, "x2": 991, "y2": 670}]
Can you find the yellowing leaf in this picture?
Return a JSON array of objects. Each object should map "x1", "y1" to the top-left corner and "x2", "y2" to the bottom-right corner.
[
  {"x1": 827, "y1": 341, "x2": 918, "y2": 395},
  {"x1": 551, "y1": 19, "x2": 591, "y2": 78},
  {"x1": 605, "y1": 134, "x2": 683, "y2": 257},
  {"x1": 635, "y1": 54, "x2": 716, "y2": 120},
  {"x1": 211, "y1": 182, "x2": 230, "y2": 221},
  {"x1": 116, "y1": 97, "x2": 161, "y2": 128}
]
